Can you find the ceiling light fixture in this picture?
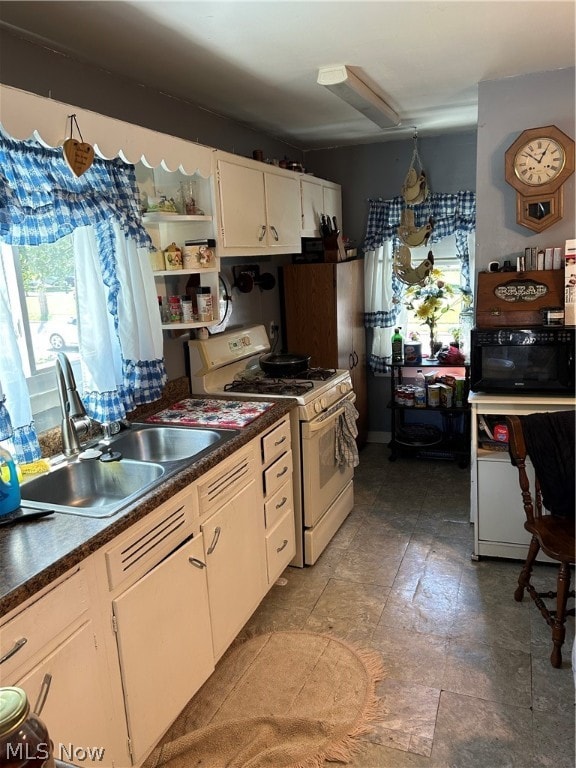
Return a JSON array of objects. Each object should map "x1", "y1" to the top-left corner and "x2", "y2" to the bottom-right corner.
[{"x1": 317, "y1": 65, "x2": 400, "y2": 129}]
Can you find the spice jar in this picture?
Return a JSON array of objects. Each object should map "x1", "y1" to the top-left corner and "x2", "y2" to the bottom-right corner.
[{"x1": 0, "y1": 687, "x2": 55, "y2": 767}]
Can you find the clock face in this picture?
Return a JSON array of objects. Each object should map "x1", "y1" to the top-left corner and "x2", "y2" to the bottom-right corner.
[{"x1": 513, "y1": 137, "x2": 566, "y2": 186}]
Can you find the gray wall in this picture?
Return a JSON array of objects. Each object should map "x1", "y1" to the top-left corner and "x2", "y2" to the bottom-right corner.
[
  {"x1": 304, "y1": 132, "x2": 478, "y2": 247},
  {"x1": 476, "y1": 68, "x2": 575, "y2": 275}
]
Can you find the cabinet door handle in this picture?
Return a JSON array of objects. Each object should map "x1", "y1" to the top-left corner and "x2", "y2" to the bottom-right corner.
[
  {"x1": 270, "y1": 225, "x2": 279, "y2": 241},
  {"x1": 189, "y1": 557, "x2": 206, "y2": 569},
  {"x1": 275, "y1": 496, "x2": 288, "y2": 510},
  {"x1": 349, "y1": 352, "x2": 354, "y2": 369},
  {"x1": 276, "y1": 465, "x2": 288, "y2": 479},
  {"x1": 207, "y1": 526, "x2": 221, "y2": 555},
  {"x1": 33, "y1": 673, "x2": 52, "y2": 717},
  {"x1": 276, "y1": 539, "x2": 289, "y2": 553},
  {"x1": 0, "y1": 637, "x2": 27, "y2": 665},
  {"x1": 353, "y1": 351, "x2": 359, "y2": 367},
  {"x1": 274, "y1": 435, "x2": 287, "y2": 446},
  {"x1": 258, "y1": 225, "x2": 267, "y2": 241}
]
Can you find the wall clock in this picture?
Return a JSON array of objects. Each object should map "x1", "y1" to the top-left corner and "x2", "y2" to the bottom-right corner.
[{"x1": 504, "y1": 125, "x2": 575, "y2": 233}]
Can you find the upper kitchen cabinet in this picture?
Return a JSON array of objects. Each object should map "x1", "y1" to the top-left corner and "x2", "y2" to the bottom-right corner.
[
  {"x1": 300, "y1": 176, "x2": 343, "y2": 237},
  {"x1": 214, "y1": 151, "x2": 302, "y2": 257}
]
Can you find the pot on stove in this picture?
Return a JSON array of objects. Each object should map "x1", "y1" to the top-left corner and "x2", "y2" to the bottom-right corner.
[{"x1": 259, "y1": 353, "x2": 310, "y2": 377}]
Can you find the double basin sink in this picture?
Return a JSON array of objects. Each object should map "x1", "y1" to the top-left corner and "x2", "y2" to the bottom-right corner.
[{"x1": 20, "y1": 424, "x2": 238, "y2": 518}]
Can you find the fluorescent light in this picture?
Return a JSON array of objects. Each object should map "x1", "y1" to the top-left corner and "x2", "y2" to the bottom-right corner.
[{"x1": 317, "y1": 65, "x2": 400, "y2": 129}]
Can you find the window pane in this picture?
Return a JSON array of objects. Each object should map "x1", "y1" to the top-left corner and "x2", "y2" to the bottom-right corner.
[
  {"x1": 2, "y1": 239, "x2": 79, "y2": 431},
  {"x1": 19, "y1": 238, "x2": 80, "y2": 371}
]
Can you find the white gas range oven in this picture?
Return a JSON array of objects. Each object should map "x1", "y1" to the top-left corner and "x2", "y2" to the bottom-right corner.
[{"x1": 188, "y1": 325, "x2": 356, "y2": 567}]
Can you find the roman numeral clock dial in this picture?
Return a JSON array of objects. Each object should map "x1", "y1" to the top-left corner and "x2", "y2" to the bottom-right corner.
[{"x1": 505, "y1": 125, "x2": 575, "y2": 233}]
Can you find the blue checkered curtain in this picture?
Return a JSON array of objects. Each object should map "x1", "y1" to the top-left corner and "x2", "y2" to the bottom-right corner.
[
  {"x1": 0, "y1": 132, "x2": 166, "y2": 458},
  {"x1": 363, "y1": 191, "x2": 475, "y2": 372}
]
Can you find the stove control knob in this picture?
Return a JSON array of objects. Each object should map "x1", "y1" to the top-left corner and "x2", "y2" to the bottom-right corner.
[
  {"x1": 320, "y1": 397, "x2": 327, "y2": 410},
  {"x1": 339, "y1": 382, "x2": 351, "y2": 394},
  {"x1": 314, "y1": 401, "x2": 323, "y2": 414}
]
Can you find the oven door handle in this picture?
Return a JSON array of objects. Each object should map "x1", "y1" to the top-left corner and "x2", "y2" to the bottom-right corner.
[{"x1": 304, "y1": 393, "x2": 356, "y2": 435}]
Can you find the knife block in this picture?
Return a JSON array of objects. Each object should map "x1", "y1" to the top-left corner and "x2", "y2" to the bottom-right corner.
[{"x1": 322, "y1": 233, "x2": 347, "y2": 262}]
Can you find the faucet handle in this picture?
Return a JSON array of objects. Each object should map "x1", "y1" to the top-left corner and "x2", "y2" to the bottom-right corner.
[{"x1": 101, "y1": 421, "x2": 122, "y2": 440}]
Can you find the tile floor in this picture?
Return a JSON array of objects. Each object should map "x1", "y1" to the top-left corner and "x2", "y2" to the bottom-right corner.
[{"x1": 243, "y1": 444, "x2": 575, "y2": 768}]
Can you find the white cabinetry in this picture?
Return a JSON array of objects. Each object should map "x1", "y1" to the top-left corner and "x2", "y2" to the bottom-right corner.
[
  {"x1": 105, "y1": 486, "x2": 211, "y2": 764},
  {"x1": 470, "y1": 393, "x2": 576, "y2": 561},
  {"x1": 300, "y1": 176, "x2": 342, "y2": 236},
  {"x1": 214, "y1": 152, "x2": 301, "y2": 256},
  {"x1": 0, "y1": 569, "x2": 121, "y2": 767},
  {"x1": 260, "y1": 416, "x2": 295, "y2": 584},
  {"x1": 136, "y1": 164, "x2": 220, "y2": 331},
  {"x1": 197, "y1": 442, "x2": 267, "y2": 660}
]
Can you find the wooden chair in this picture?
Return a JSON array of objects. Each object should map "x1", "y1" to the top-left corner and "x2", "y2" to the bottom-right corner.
[{"x1": 506, "y1": 413, "x2": 575, "y2": 668}]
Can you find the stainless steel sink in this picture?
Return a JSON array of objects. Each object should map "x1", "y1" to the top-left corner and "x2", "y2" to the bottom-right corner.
[
  {"x1": 109, "y1": 424, "x2": 238, "y2": 463},
  {"x1": 21, "y1": 458, "x2": 165, "y2": 518},
  {"x1": 20, "y1": 424, "x2": 239, "y2": 518}
]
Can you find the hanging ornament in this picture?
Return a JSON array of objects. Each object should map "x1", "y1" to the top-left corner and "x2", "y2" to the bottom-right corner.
[
  {"x1": 397, "y1": 208, "x2": 434, "y2": 247},
  {"x1": 401, "y1": 131, "x2": 429, "y2": 205},
  {"x1": 62, "y1": 114, "x2": 94, "y2": 177},
  {"x1": 393, "y1": 246, "x2": 434, "y2": 286}
]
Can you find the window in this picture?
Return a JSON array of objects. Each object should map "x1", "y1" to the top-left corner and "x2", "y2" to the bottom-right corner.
[
  {"x1": 402, "y1": 233, "x2": 474, "y2": 353},
  {"x1": 1, "y1": 239, "x2": 79, "y2": 432}
]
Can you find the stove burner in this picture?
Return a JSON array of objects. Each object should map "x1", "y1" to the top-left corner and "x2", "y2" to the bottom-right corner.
[
  {"x1": 224, "y1": 378, "x2": 315, "y2": 396},
  {"x1": 292, "y1": 367, "x2": 337, "y2": 381}
]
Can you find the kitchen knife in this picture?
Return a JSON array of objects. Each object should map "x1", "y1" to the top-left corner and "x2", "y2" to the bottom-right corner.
[{"x1": 332, "y1": 216, "x2": 339, "y2": 235}]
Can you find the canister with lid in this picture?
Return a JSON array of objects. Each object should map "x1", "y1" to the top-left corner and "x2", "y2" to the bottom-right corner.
[
  {"x1": 0, "y1": 687, "x2": 55, "y2": 767},
  {"x1": 196, "y1": 287, "x2": 213, "y2": 322}
]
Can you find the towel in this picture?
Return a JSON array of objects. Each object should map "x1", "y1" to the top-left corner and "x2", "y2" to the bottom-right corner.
[
  {"x1": 335, "y1": 399, "x2": 359, "y2": 468},
  {"x1": 518, "y1": 410, "x2": 575, "y2": 518}
]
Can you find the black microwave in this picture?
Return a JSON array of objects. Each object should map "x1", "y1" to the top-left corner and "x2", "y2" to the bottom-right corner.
[{"x1": 470, "y1": 327, "x2": 575, "y2": 395}]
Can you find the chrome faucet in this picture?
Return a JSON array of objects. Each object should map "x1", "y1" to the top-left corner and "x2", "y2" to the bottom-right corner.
[{"x1": 55, "y1": 353, "x2": 92, "y2": 456}]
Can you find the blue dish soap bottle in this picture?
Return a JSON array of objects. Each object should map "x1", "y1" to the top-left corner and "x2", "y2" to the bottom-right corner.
[{"x1": 0, "y1": 445, "x2": 21, "y2": 516}]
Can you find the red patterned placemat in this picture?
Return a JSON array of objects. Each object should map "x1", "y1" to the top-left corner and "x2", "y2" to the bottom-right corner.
[{"x1": 146, "y1": 398, "x2": 274, "y2": 429}]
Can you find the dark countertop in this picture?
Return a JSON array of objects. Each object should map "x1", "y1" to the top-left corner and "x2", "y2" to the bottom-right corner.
[{"x1": 0, "y1": 396, "x2": 295, "y2": 618}]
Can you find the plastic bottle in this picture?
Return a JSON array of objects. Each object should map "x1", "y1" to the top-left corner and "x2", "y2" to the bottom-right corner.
[
  {"x1": 414, "y1": 369, "x2": 426, "y2": 408},
  {"x1": 0, "y1": 445, "x2": 20, "y2": 516},
  {"x1": 391, "y1": 328, "x2": 403, "y2": 363}
]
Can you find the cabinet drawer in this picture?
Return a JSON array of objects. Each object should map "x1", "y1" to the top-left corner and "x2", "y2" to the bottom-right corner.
[
  {"x1": 263, "y1": 450, "x2": 292, "y2": 497},
  {"x1": 264, "y1": 480, "x2": 292, "y2": 529},
  {"x1": 261, "y1": 418, "x2": 291, "y2": 465},
  {"x1": 106, "y1": 486, "x2": 197, "y2": 591},
  {"x1": 0, "y1": 569, "x2": 88, "y2": 679},
  {"x1": 197, "y1": 444, "x2": 257, "y2": 519},
  {"x1": 265, "y1": 511, "x2": 295, "y2": 584}
]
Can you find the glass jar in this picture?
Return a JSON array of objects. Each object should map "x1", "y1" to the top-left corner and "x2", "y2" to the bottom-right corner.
[{"x1": 0, "y1": 687, "x2": 55, "y2": 767}]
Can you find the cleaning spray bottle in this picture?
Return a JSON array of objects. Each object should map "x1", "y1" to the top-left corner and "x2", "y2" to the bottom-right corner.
[{"x1": 0, "y1": 444, "x2": 21, "y2": 516}]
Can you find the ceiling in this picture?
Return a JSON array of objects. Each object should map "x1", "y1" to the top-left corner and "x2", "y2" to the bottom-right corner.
[{"x1": 1, "y1": 1, "x2": 574, "y2": 149}]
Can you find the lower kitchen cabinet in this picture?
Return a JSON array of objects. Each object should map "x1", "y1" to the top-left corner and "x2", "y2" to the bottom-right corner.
[
  {"x1": 470, "y1": 392, "x2": 576, "y2": 561},
  {"x1": 0, "y1": 568, "x2": 123, "y2": 767},
  {"x1": 198, "y1": 443, "x2": 267, "y2": 660},
  {"x1": 112, "y1": 535, "x2": 214, "y2": 763},
  {"x1": 13, "y1": 621, "x2": 114, "y2": 767}
]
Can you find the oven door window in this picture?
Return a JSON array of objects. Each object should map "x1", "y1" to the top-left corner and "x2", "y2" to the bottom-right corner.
[{"x1": 301, "y1": 398, "x2": 355, "y2": 528}]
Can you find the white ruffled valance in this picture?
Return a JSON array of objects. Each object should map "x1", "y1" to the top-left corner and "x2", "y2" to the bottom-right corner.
[{"x1": 0, "y1": 84, "x2": 213, "y2": 176}]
